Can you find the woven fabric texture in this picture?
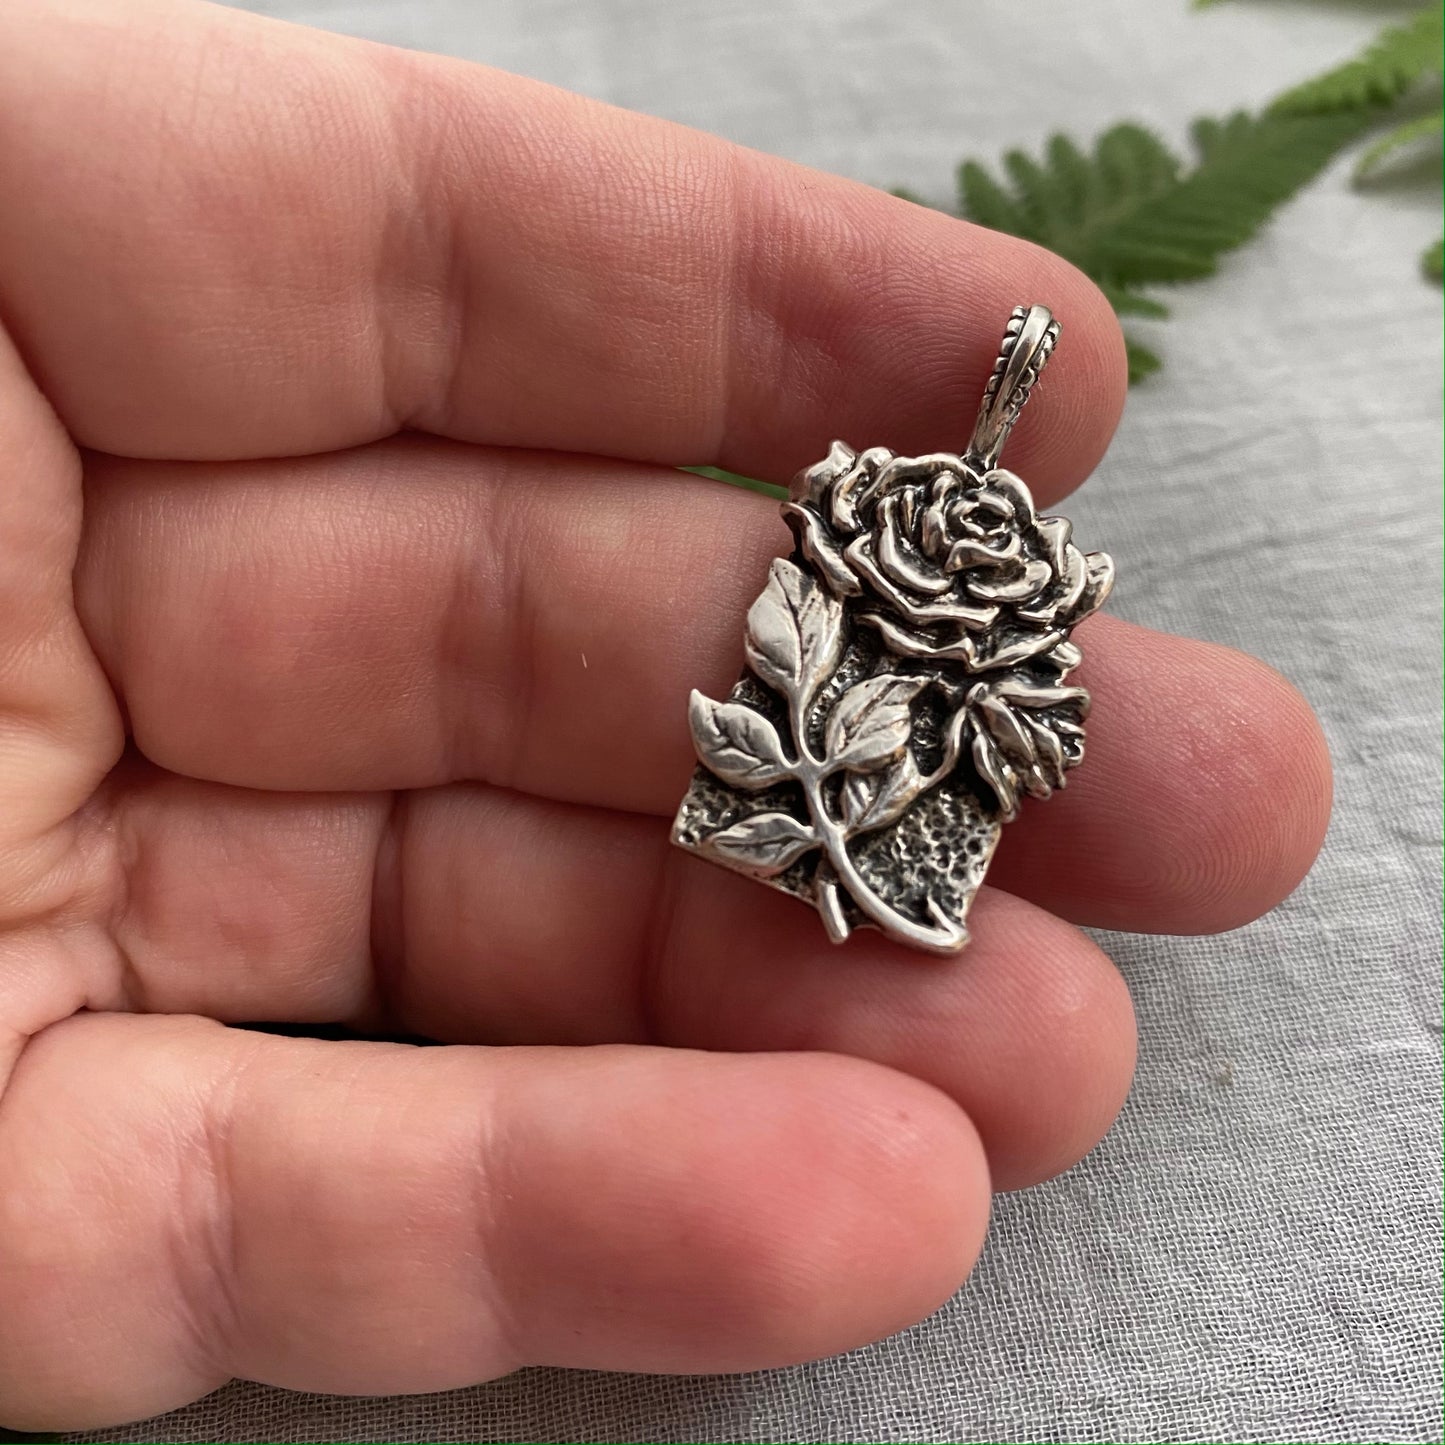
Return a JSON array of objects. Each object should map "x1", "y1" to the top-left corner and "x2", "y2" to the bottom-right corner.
[{"x1": 66, "y1": 0, "x2": 1443, "y2": 1440}]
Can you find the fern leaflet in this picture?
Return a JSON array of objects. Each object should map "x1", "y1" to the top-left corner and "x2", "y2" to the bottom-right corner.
[
  {"x1": 958, "y1": 111, "x2": 1370, "y2": 288},
  {"x1": 1271, "y1": 7, "x2": 1444, "y2": 117},
  {"x1": 949, "y1": 107, "x2": 1377, "y2": 376},
  {"x1": 1078, "y1": 110, "x2": 1373, "y2": 283},
  {"x1": 1124, "y1": 338, "x2": 1163, "y2": 385},
  {"x1": 1354, "y1": 107, "x2": 1444, "y2": 180}
]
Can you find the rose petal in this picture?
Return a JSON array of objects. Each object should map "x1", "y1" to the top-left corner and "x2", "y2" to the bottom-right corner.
[
  {"x1": 990, "y1": 677, "x2": 1091, "y2": 715},
  {"x1": 858, "y1": 612, "x2": 978, "y2": 667},
  {"x1": 971, "y1": 727, "x2": 1019, "y2": 819},
  {"x1": 920, "y1": 508, "x2": 948, "y2": 560},
  {"x1": 897, "y1": 485, "x2": 919, "y2": 535},
  {"x1": 1047, "y1": 640, "x2": 1084, "y2": 674},
  {"x1": 781, "y1": 502, "x2": 863, "y2": 598},
  {"x1": 981, "y1": 468, "x2": 1037, "y2": 522},
  {"x1": 874, "y1": 496, "x2": 954, "y2": 597},
  {"x1": 925, "y1": 465, "x2": 960, "y2": 501},
  {"x1": 1024, "y1": 714, "x2": 1068, "y2": 788},
  {"x1": 971, "y1": 490, "x2": 1014, "y2": 522},
  {"x1": 920, "y1": 493, "x2": 954, "y2": 560},
  {"x1": 945, "y1": 534, "x2": 1021, "y2": 572},
  {"x1": 1035, "y1": 515, "x2": 1073, "y2": 574},
  {"x1": 978, "y1": 695, "x2": 1036, "y2": 770},
  {"x1": 1022, "y1": 763, "x2": 1054, "y2": 800},
  {"x1": 945, "y1": 500, "x2": 977, "y2": 538},
  {"x1": 845, "y1": 537, "x2": 1000, "y2": 629},
  {"x1": 966, "y1": 557, "x2": 1053, "y2": 603},
  {"x1": 976, "y1": 626, "x2": 1065, "y2": 672},
  {"x1": 1075, "y1": 551, "x2": 1117, "y2": 621},
  {"x1": 873, "y1": 453, "x2": 960, "y2": 494},
  {"x1": 1016, "y1": 547, "x2": 1085, "y2": 626},
  {"x1": 791, "y1": 439, "x2": 857, "y2": 506},
  {"x1": 829, "y1": 446, "x2": 894, "y2": 532}
]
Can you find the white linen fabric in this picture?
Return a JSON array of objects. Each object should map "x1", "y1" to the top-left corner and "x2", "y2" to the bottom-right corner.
[{"x1": 66, "y1": 1, "x2": 1443, "y2": 1440}]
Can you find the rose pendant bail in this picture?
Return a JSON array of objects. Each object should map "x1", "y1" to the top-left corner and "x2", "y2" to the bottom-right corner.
[
  {"x1": 966, "y1": 304, "x2": 1060, "y2": 471},
  {"x1": 672, "y1": 303, "x2": 1114, "y2": 956}
]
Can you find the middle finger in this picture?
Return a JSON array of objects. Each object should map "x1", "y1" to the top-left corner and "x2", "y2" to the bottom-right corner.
[{"x1": 76, "y1": 435, "x2": 1330, "y2": 935}]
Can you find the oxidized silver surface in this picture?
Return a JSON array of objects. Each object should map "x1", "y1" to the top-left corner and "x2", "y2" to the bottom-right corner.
[{"x1": 672, "y1": 305, "x2": 1115, "y2": 954}]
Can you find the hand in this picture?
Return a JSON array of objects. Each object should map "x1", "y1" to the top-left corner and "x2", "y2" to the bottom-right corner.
[{"x1": 0, "y1": 0, "x2": 1331, "y2": 1430}]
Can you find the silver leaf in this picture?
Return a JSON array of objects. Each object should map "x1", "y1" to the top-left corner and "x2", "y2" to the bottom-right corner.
[
  {"x1": 701, "y1": 811, "x2": 818, "y2": 877},
  {"x1": 744, "y1": 557, "x2": 845, "y2": 707},
  {"x1": 687, "y1": 691, "x2": 792, "y2": 790},
  {"x1": 840, "y1": 749, "x2": 926, "y2": 835},
  {"x1": 825, "y1": 673, "x2": 927, "y2": 773}
]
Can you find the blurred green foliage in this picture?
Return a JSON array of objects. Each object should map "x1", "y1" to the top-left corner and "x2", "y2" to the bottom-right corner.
[
  {"x1": 688, "y1": 2, "x2": 1442, "y2": 496},
  {"x1": 948, "y1": 111, "x2": 1373, "y2": 382},
  {"x1": 919, "y1": 3, "x2": 1443, "y2": 382}
]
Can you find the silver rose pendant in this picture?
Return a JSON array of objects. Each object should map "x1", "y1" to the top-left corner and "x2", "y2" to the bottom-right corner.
[{"x1": 672, "y1": 305, "x2": 1114, "y2": 954}]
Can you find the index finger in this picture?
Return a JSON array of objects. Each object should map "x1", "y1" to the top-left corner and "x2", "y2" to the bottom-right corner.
[{"x1": 0, "y1": 0, "x2": 1125, "y2": 489}]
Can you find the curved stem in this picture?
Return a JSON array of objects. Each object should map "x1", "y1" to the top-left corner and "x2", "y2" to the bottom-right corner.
[
  {"x1": 787, "y1": 686, "x2": 967, "y2": 953},
  {"x1": 813, "y1": 863, "x2": 850, "y2": 944},
  {"x1": 797, "y1": 762, "x2": 967, "y2": 956},
  {"x1": 789, "y1": 690, "x2": 820, "y2": 773},
  {"x1": 920, "y1": 716, "x2": 966, "y2": 794}
]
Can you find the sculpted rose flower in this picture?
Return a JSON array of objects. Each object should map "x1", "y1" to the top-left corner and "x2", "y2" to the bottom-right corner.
[
  {"x1": 678, "y1": 306, "x2": 1113, "y2": 952},
  {"x1": 781, "y1": 441, "x2": 1115, "y2": 818},
  {"x1": 784, "y1": 441, "x2": 1114, "y2": 674}
]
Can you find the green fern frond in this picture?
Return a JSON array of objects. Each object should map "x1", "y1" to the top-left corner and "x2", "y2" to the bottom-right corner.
[
  {"x1": 1423, "y1": 236, "x2": 1444, "y2": 281},
  {"x1": 907, "y1": 7, "x2": 1439, "y2": 383},
  {"x1": 1271, "y1": 7, "x2": 1444, "y2": 117},
  {"x1": 1354, "y1": 107, "x2": 1444, "y2": 179},
  {"x1": 1079, "y1": 110, "x2": 1372, "y2": 283},
  {"x1": 1190, "y1": 112, "x2": 1253, "y2": 161},
  {"x1": 959, "y1": 111, "x2": 1369, "y2": 288},
  {"x1": 952, "y1": 108, "x2": 1371, "y2": 379},
  {"x1": 959, "y1": 123, "x2": 1177, "y2": 260},
  {"x1": 957, "y1": 160, "x2": 1030, "y2": 236},
  {"x1": 1096, "y1": 124, "x2": 1181, "y2": 201},
  {"x1": 1124, "y1": 337, "x2": 1164, "y2": 384},
  {"x1": 958, "y1": 125, "x2": 1184, "y2": 248},
  {"x1": 1043, "y1": 135, "x2": 1093, "y2": 221},
  {"x1": 1104, "y1": 288, "x2": 1171, "y2": 320},
  {"x1": 1002, "y1": 149, "x2": 1067, "y2": 238},
  {"x1": 684, "y1": 466, "x2": 785, "y2": 500}
]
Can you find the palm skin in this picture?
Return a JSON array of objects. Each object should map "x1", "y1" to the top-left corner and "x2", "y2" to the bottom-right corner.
[{"x1": 0, "y1": 0, "x2": 1331, "y2": 1431}]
